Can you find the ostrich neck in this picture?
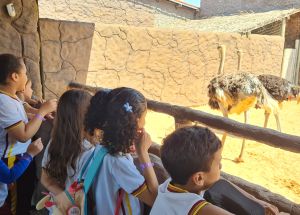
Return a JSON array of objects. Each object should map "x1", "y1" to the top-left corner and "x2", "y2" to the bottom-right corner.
[
  {"x1": 238, "y1": 53, "x2": 242, "y2": 71},
  {"x1": 219, "y1": 50, "x2": 225, "y2": 75}
]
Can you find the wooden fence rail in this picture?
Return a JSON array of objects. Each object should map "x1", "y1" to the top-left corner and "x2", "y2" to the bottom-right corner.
[
  {"x1": 68, "y1": 82, "x2": 300, "y2": 153},
  {"x1": 147, "y1": 100, "x2": 300, "y2": 153}
]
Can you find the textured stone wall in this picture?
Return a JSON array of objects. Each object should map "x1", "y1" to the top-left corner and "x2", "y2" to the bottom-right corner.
[
  {"x1": 38, "y1": 0, "x2": 198, "y2": 28},
  {"x1": 285, "y1": 13, "x2": 300, "y2": 48},
  {"x1": 86, "y1": 26, "x2": 284, "y2": 106},
  {"x1": 201, "y1": 0, "x2": 300, "y2": 17},
  {"x1": 39, "y1": 19, "x2": 94, "y2": 99},
  {"x1": 0, "y1": 0, "x2": 42, "y2": 97}
]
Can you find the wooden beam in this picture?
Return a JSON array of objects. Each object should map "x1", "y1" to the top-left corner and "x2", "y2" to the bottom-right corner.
[
  {"x1": 67, "y1": 82, "x2": 300, "y2": 153},
  {"x1": 147, "y1": 99, "x2": 300, "y2": 153}
]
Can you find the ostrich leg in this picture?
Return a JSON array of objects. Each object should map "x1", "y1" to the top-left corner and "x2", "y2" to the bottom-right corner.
[
  {"x1": 263, "y1": 111, "x2": 270, "y2": 128},
  {"x1": 236, "y1": 111, "x2": 248, "y2": 163},
  {"x1": 274, "y1": 112, "x2": 281, "y2": 132},
  {"x1": 221, "y1": 111, "x2": 228, "y2": 145}
]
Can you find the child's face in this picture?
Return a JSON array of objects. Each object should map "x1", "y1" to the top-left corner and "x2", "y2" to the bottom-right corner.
[
  {"x1": 202, "y1": 147, "x2": 222, "y2": 189},
  {"x1": 24, "y1": 80, "x2": 33, "y2": 99},
  {"x1": 16, "y1": 61, "x2": 28, "y2": 92},
  {"x1": 137, "y1": 110, "x2": 147, "y2": 129}
]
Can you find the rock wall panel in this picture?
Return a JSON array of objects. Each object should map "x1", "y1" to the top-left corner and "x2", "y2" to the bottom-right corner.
[
  {"x1": 0, "y1": 0, "x2": 41, "y2": 97},
  {"x1": 38, "y1": 0, "x2": 198, "y2": 28},
  {"x1": 39, "y1": 19, "x2": 94, "y2": 99}
]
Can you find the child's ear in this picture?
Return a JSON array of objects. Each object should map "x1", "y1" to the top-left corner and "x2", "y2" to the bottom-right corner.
[
  {"x1": 191, "y1": 172, "x2": 205, "y2": 186},
  {"x1": 11, "y1": 72, "x2": 19, "y2": 82}
]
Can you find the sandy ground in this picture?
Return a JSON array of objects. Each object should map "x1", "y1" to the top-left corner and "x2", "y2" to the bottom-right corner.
[{"x1": 145, "y1": 101, "x2": 300, "y2": 204}]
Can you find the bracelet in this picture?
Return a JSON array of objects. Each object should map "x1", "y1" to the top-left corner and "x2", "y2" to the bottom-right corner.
[
  {"x1": 19, "y1": 152, "x2": 33, "y2": 162},
  {"x1": 35, "y1": 113, "x2": 46, "y2": 121},
  {"x1": 140, "y1": 162, "x2": 154, "y2": 172}
]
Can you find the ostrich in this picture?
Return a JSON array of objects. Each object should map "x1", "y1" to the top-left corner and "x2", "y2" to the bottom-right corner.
[
  {"x1": 207, "y1": 46, "x2": 279, "y2": 162},
  {"x1": 257, "y1": 74, "x2": 300, "y2": 129}
]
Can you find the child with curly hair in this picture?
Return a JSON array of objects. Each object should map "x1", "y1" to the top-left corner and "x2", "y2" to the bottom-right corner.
[{"x1": 84, "y1": 87, "x2": 158, "y2": 214}]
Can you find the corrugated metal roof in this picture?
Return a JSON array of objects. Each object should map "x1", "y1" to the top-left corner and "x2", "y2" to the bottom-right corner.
[{"x1": 175, "y1": 8, "x2": 300, "y2": 33}]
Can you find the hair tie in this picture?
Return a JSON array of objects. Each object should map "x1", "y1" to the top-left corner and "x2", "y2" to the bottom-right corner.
[{"x1": 123, "y1": 102, "x2": 133, "y2": 113}]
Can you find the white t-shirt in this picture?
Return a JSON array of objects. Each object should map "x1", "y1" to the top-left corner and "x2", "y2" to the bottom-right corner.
[
  {"x1": 150, "y1": 178, "x2": 208, "y2": 215},
  {"x1": 0, "y1": 93, "x2": 31, "y2": 158},
  {"x1": 92, "y1": 145, "x2": 146, "y2": 215}
]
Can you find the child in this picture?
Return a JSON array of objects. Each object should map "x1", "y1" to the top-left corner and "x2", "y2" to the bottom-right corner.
[
  {"x1": 150, "y1": 126, "x2": 232, "y2": 215},
  {"x1": 0, "y1": 138, "x2": 43, "y2": 214},
  {"x1": 84, "y1": 87, "x2": 158, "y2": 214},
  {"x1": 0, "y1": 53, "x2": 57, "y2": 214},
  {"x1": 41, "y1": 89, "x2": 93, "y2": 213}
]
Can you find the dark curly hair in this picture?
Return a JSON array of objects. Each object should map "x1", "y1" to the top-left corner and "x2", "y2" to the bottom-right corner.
[
  {"x1": 161, "y1": 126, "x2": 222, "y2": 185},
  {"x1": 45, "y1": 89, "x2": 92, "y2": 188},
  {"x1": 84, "y1": 87, "x2": 147, "y2": 155}
]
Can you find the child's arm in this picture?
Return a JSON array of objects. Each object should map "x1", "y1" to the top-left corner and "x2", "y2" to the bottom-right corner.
[
  {"x1": 134, "y1": 131, "x2": 159, "y2": 206},
  {"x1": 199, "y1": 204, "x2": 234, "y2": 215},
  {"x1": 7, "y1": 99, "x2": 57, "y2": 142},
  {"x1": 41, "y1": 169, "x2": 64, "y2": 195},
  {"x1": 0, "y1": 138, "x2": 43, "y2": 184},
  {"x1": 23, "y1": 102, "x2": 39, "y2": 115},
  {"x1": 225, "y1": 180, "x2": 279, "y2": 214},
  {"x1": 41, "y1": 169, "x2": 73, "y2": 212}
]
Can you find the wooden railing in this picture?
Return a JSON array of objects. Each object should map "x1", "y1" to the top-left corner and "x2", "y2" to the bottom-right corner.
[
  {"x1": 69, "y1": 82, "x2": 300, "y2": 153},
  {"x1": 68, "y1": 82, "x2": 300, "y2": 214},
  {"x1": 147, "y1": 99, "x2": 300, "y2": 153}
]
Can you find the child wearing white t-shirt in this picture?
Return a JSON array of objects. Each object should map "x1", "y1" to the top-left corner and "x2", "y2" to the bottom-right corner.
[
  {"x1": 150, "y1": 126, "x2": 232, "y2": 215},
  {"x1": 0, "y1": 54, "x2": 56, "y2": 214},
  {"x1": 40, "y1": 89, "x2": 93, "y2": 214},
  {"x1": 83, "y1": 87, "x2": 158, "y2": 215}
]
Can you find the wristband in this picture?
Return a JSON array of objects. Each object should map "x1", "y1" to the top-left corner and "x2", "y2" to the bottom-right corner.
[
  {"x1": 35, "y1": 113, "x2": 46, "y2": 121},
  {"x1": 140, "y1": 162, "x2": 154, "y2": 172},
  {"x1": 19, "y1": 152, "x2": 33, "y2": 162}
]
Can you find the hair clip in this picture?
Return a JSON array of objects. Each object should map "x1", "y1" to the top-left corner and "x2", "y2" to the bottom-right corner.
[{"x1": 123, "y1": 102, "x2": 133, "y2": 113}]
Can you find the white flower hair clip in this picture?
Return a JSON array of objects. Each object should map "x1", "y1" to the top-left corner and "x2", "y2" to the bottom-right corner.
[{"x1": 123, "y1": 102, "x2": 133, "y2": 113}]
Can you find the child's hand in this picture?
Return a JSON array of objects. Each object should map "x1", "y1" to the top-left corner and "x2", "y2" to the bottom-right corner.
[
  {"x1": 26, "y1": 138, "x2": 43, "y2": 157},
  {"x1": 135, "y1": 129, "x2": 152, "y2": 154},
  {"x1": 45, "y1": 112, "x2": 54, "y2": 120},
  {"x1": 55, "y1": 191, "x2": 73, "y2": 213},
  {"x1": 40, "y1": 99, "x2": 57, "y2": 115}
]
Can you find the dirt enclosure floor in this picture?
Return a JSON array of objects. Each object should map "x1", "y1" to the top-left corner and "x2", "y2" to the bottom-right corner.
[{"x1": 145, "y1": 101, "x2": 300, "y2": 204}]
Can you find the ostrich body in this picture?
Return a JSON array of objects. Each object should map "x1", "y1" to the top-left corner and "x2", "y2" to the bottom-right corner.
[
  {"x1": 258, "y1": 74, "x2": 300, "y2": 103},
  {"x1": 208, "y1": 73, "x2": 267, "y2": 115},
  {"x1": 257, "y1": 74, "x2": 300, "y2": 129},
  {"x1": 207, "y1": 46, "x2": 279, "y2": 162}
]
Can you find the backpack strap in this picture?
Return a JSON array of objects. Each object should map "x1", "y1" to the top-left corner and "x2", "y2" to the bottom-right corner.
[
  {"x1": 78, "y1": 148, "x2": 96, "y2": 182},
  {"x1": 83, "y1": 147, "x2": 108, "y2": 214},
  {"x1": 114, "y1": 189, "x2": 125, "y2": 215}
]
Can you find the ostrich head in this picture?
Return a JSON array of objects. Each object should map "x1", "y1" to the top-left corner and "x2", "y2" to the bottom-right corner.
[{"x1": 291, "y1": 85, "x2": 300, "y2": 103}]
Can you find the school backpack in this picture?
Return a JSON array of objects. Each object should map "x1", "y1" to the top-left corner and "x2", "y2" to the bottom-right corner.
[{"x1": 36, "y1": 147, "x2": 108, "y2": 215}]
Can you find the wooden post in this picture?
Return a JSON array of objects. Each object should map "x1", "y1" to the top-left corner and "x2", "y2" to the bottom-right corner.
[
  {"x1": 281, "y1": 18, "x2": 287, "y2": 37},
  {"x1": 295, "y1": 39, "x2": 300, "y2": 84}
]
